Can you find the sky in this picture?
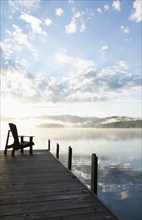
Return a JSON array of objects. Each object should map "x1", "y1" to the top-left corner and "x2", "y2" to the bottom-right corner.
[{"x1": 1, "y1": 0, "x2": 142, "y2": 118}]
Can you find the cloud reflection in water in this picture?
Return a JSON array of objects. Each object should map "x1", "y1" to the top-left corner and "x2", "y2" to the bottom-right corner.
[{"x1": 67, "y1": 154, "x2": 142, "y2": 220}]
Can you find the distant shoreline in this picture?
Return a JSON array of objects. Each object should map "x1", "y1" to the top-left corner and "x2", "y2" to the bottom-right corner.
[{"x1": 1, "y1": 115, "x2": 142, "y2": 129}]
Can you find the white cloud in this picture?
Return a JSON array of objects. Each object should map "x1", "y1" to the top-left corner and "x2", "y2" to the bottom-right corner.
[
  {"x1": 3, "y1": 25, "x2": 37, "y2": 58},
  {"x1": 115, "y1": 60, "x2": 128, "y2": 69},
  {"x1": 1, "y1": 49, "x2": 141, "y2": 104},
  {"x1": 97, "y1": 8, "x2": 102, "y2": 13},
  {"x1": 67, "y1": 61, "x2": 140, "y2": 102},
  {"x1": 112, "y1": 0, "x2": 121, "y2": 11},
  {"x1": 65, "y1": 20, "x2": 77, "y2": 34},
  {"x1": 100, "y1": 45, "x2": 109, "y2": 58},
  {"x1": 55, "y1": 8, "x2": 64, "y2": 16},
  {"x1": 102, "y1": 45, "x2": 109, "y2": 50},
  {"x1": 56, "y1": 51, "x2": 73, "y2": 64},
  {"x1": 45, "y1": 18, "x2": 52, "y2": 26},
  {"x1": 0, "y1": 41, "x2": 13, "y2": 59},
  {"x1": 129, "y1": 0, "x2": 142, "y2": 22},
  {"x1": 20, "y1": 13, "x2": 47, "y2": 37},
  {"x1": 104, "y1": 5, "x2": 109, "y2": 11},
  {"x1": 9, "y1": 25, "x2": 37, "y2": 55},
  {"x1": 65, "y1": 10, "x2": 89, "y2": 34},
  {"x1": 8, "y1": 0, "x2": 40, "y2": 13},
  {"x1": 124, "y1": 37, "x2": 132, "y2": 42},
  {"x1": 120, "y1": 25, "x2": 130, "y2": 34},
  {"x1": 55, "y1": 51, "x2": 95, "y2": 73},
  {"x1": 1, "y1": 64, "x2": 37, "y2": 98},
  {"x1": 65, "y1": 8, "x2": 95, "y2": 35},
  {"x1": 74, "y1": 12, "x2": 81, "y2": 19},
  {"x1": 68, "y1": 0, "x2": 74, "y2": 3},
  {"x1": 80, "y1": 23, "x2": 86, "y2": 32},
  {"x1": 1, "y1": 0, "x2": 140, "y2": 108}
]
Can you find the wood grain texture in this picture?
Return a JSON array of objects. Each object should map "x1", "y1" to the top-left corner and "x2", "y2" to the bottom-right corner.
[{"x1": 0, "y1": 150, "x2": 119, "y2": 220}]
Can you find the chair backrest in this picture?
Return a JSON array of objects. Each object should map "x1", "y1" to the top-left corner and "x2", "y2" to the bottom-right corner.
[{"x1": 9, "y1": 123, "x2": 20, "y2": 146}]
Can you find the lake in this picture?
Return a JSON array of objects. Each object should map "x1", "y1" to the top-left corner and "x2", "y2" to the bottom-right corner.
[{"x1": 1, "y1": 126, "x2": 141, "y2": 220}]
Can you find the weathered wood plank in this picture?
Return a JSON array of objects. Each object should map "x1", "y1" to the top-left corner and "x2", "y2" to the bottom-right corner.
[
  {"x1": 0, "y1": 150, "x2": 119, "y2": 220},
  {"x1": 0, "y1": 208, "x2": 116, "y2": 220}
]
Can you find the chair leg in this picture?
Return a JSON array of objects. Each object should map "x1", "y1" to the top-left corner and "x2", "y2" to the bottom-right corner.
[
  {"x1": 21, "y1": 148, "x2": 24, "y2": 154},
  {"x1": 12, "y1": 149, "x2": 15, "y2": 157},
  {"x1": 4, "y1": 130, "x2": 10, "y2": 155},
  {"x1": 30, "y1": 146, "x2": 33, "y2": 154},
  {"x1": 4, "y1": 148, "x2": 7, "y2": 155}
]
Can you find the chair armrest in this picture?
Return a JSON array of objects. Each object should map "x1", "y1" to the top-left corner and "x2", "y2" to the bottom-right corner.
[
  {"x1": 19, "y1": 135, "x2": 35, "y2": 142},
  {"x1": 18, "y1": 135, "x2": 35, "y2": 137}
]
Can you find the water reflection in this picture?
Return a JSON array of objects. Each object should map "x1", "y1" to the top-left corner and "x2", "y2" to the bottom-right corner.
[
  {"x1": 61, "y1": 154, "x2": 142, "y2": 220},
  {"x1": 99, "y1": 158, "x2": 142, "y2": 220},
  {"x1": 38, "y1": 128, "x2": 141, "y2": 220}
]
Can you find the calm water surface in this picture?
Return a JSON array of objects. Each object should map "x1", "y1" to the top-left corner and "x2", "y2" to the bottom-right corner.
[{"x1": 1, "y1": 126, "x2": 141, "y2": 220}]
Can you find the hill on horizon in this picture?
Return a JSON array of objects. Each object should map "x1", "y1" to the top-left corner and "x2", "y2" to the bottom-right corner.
[
  {"x1": 35, "y1": 115, "x2": 141, "y2": 128},
  {"x1": 1, "y1": 114, "x2": 141, "y2": 128}
]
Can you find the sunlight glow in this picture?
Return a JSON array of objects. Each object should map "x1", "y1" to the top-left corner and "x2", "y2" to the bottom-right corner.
[{"x1": 1, "y1": 96, "x2": 34, "y2": 118}]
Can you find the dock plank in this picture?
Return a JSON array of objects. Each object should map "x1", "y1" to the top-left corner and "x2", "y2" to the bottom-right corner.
[{"x1": 0, "y1": 150, "x2": 119, "y2": 219}]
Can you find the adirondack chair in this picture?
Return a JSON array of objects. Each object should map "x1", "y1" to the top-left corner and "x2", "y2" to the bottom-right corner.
[{"x1": 4, "y1": 123, "x2": 35, "y2": 156}]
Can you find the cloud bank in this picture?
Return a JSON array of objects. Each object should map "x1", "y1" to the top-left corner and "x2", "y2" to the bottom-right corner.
[{"x1": 1, "y1": 47, "x2": 141, "y2": 104}]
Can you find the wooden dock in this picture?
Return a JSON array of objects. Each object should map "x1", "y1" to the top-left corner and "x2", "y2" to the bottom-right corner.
[{"x1": 0, "y1": 150, "x2": 119, "y2": 220}]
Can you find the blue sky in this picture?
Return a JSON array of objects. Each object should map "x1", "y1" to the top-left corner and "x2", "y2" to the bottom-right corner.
[{"x1": 1, "y1": 0, "x2": 142, "y2": 118}]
